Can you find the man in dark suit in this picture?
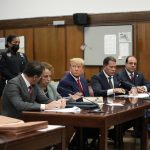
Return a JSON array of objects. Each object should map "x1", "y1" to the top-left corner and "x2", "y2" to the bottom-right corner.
[
  {"x1": 91, "y1": 56, "x2": 126, "y2": 97},
  {"x1": 91, "y1": 56, "x2": 134, "y2": 144},
  {"x1": 1, "y1": 61, "x2": 66, "y2": 119},
  {"x1": 57, "y1": 58, "x2": 98, "y2": 150},
  {"x1": 117, "y1": 55, "x2": 150, "y2": 93},
  {"x1": 57, "y1": 57, "x2": 89, "y2": 100},
  {"x1": 117, "y1": 56, "x2": 150, "y2": 137}
]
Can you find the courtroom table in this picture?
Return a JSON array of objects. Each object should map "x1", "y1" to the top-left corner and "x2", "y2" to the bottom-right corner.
[
  {"x1": 22, "y1": 97, "x2": 150, "y2": 150},
  {"x1": 0, "y1": 125, "x2": 66, "y2": 150}
]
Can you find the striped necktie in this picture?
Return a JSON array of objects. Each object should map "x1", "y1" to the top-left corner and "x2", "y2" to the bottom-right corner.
[{"x1": 130, "y1": 73, "x2": 134, "y2": 80}]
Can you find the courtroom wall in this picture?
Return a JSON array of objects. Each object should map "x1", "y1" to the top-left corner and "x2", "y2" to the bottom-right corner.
[
  {"x1": 0, "y1": 12, "x2": 150, "y2": 81},
  {"x1": 0, "y1": 0, "x2": 150, "y2": 20}
]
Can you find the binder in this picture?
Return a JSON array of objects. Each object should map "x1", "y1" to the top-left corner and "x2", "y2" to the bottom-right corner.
[{"x1": 0, "y1": 115, "x2": 48, "y2": 135}]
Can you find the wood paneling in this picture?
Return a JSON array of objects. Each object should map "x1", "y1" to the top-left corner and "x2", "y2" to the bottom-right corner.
[
  {"x1": 66, "y1": 26, "x2": 84, "y2": 69},
  {"x1": 0, "y1": 30, "x2": 4, "y2": 37},
  {"x1": 4, "y1": 28, "x2": 34, "y2": 60},
  {"x1": 84, "y1": 67, "x2": 100, "y2": 81},
  {"x1": 0, "y1": 12, "x2": 150, "y2": 81},
  {"x1": 137, "y1": 23, "x2": 150, "y2": 80},
  {"x1": 34, "y1": 27, "x2": 66, "y2": 80}
]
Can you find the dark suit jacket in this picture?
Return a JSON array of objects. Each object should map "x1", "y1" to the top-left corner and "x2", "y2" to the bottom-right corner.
[
  {"x1": 57, "y1": 73, "x2": 89, "y2": 98},
  {"x1": 91, "y1": 71, "x2": 121, "y2": 97},
  {"x1": 1, "y1": 74, "x2": 51, "y2": 119},
  {"x1": 117, "y1": 69, "x2": 150, "y2": 91}
]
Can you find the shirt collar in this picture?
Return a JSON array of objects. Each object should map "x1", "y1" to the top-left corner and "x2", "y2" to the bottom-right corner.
[
  {"x1": 103, "y1": 70, "x2": 112, "y2": 79},
  {"x1": 21, "y1": 73, "x2": 31, "y2": 88},
  {"x1": 125, "y1": 69, "x2": 134, "y2": 76},
  {"x1": 70, "y1": 72, "x2": 80, "y2": 81}
]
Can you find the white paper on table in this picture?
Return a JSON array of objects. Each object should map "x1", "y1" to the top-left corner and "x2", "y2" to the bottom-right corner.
[
  {"x1": 106, "y1": 103, "x2": 124, "y2": 106},
  {"x1": 45, "y1": 106, "x2": 81, "y2": 113},
  {"x1": 127, "y1": 93, "x2": 150, "y2": 98},
  {"x1": 38, "y1": 125, "x2": 65, "y2": 132},
  {"x1": 116, "y1": 93, "x2": 150, "y2": 98}
]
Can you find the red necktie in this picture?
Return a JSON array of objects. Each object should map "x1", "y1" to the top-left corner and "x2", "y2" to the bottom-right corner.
[
  {"x1": 28, "y1": 86, "x2": 32, "y2": 98},
  {"x1": 77, "y1": 79, "x2": 84, "y2": 96}
]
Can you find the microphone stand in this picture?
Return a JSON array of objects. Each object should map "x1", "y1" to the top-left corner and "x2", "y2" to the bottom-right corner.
[{"x1": 58, "y1": 86, "x2": 102, "y2": 110}]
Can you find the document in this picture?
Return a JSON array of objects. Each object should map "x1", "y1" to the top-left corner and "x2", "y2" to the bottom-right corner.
[
  {"x1": 104, "y1": 34, "x2": 116, "y2": 54},
  {"x1": 45, "y1": 106, "x2": 81, "y2": 113},
  {"x1": 116, "y1": 93, "x2": 150, "y2": 98},
  {"x1": 106, "y1": 103, "x2": 124, "y2": 106},
  {"x1": 128, "y1": 93, "x2": 149, "y2": 98}
]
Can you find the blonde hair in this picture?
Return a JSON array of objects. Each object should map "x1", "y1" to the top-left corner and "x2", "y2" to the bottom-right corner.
[
  {"x1": 41, "y1": 62, "x2": 54, "y2": 74},
  {"x1": 70, "y1": 58, "x2": 84, "y2": 66}
]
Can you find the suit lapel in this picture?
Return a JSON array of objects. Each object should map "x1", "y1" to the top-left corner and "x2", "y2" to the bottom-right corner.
[
  {"x1": 133, "y1": 72, "x2": 139, "y2": 85},
  {"x1": 18, "y1": 75, "x2": 35, "y2": 101},
  {"x1": 100, "y1": 72, "x2": 110, "y2": 89},
  {"x1": 123, "y1": 70, "x2": 131, "y2": 82},
  {"x1": 68, "y1": 73, "x2": 80, "y2": 92}
]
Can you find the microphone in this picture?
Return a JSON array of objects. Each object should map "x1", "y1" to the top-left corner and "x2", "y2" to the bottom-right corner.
[{"x1": 57, "y1": 86, "x2": 101, "y2": 110}]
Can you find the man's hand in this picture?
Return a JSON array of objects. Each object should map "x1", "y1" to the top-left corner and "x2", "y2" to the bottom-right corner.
[
  {"x1": 136, "y1": 86, "x2": 146, "y2": 93},
  {"x1": 45, "y1": 98, "x2": 66, "y2": 110},
  {"x1": 69, "y1": 92, "x2": 82, "y2": 101},
  {"x1": 113, "y1": 88, "x2": 126, "y2": 94},
  {"x1": 129, "y1": 87, "x2": 138, "y2": 96}
]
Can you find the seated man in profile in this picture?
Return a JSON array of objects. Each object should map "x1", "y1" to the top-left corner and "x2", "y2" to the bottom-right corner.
[
  {"x1": 1, "y1": 61, "x2": 66, "y2": 119},
  {"x1": 91, "y1": 56, "x2": 136, "y2": 143},
  {"x1": 91, "y1": 56, "x2": 126, "y2": 97}
]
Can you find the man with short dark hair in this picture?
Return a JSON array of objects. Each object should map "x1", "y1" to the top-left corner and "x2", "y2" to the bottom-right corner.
[
  {"x1": 91, "y1": 56, "x2": 126, "y2": 97},
  {"x1": 117, "y1": 55, "x2": 150, "y2": 93},
  {"x1": 117, "y1": 56, "x2": 150, "y2": 137},
  {"x1": 1, "y1": 61, "x2": 66, "y2": 119}
]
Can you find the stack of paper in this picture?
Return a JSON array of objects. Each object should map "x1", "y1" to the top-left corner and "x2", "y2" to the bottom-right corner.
[{"x1": 0, "y1": 115, "x2": 48, "y2": 135}]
